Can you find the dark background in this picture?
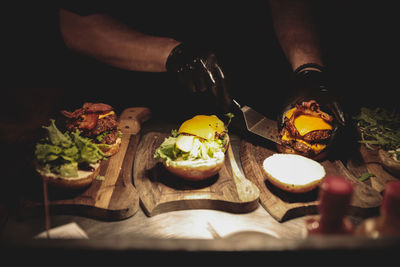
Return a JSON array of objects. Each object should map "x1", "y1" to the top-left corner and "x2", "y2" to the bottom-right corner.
[{"x1": 1, "y1": 1, "x2": 397, "y2": 134}]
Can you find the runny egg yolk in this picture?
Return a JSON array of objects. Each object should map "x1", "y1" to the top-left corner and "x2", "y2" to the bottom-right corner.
[{"x1": 178, "y1": 115, "x2": 225, "y2": 140}]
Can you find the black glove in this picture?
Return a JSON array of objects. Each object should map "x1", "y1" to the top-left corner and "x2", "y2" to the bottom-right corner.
[
  {"x1": 166, "y1": 43, "x2": 232, "y2": 113},
  {"x1": 279, "y1": 64, "x2": 346, "y2": 129},
  {"x1": 277, "y1": 64, "x2": 347, "y2": 157}
]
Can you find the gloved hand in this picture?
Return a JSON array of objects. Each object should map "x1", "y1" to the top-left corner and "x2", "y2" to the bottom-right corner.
[
  {"x1": 166, "y1": 43, "x2": 232, "y2": 113},
  {"x1": 279, "y1": 65, "x2": 346, "y2": 130},
  {"x1": 277, "y1": 65, "x2": 347, "y2": 156}
]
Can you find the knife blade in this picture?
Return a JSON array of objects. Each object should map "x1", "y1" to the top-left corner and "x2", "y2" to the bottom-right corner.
[{"x1": 233, "y1": 99, "x2": 281, "y2": 144}]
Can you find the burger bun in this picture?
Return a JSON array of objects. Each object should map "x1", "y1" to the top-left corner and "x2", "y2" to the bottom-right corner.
[
  {"x1": 101, "y1": 137, "x2": 122, "y2": 157},
  {"x1": 35, "y1": 162, "x2": 101, "y2": 190},
  {"x1": 262, "y1": 153, "x2": 325, "y2": 193},
  {"x1": 164, "y1": 151, "x2": 225, "y2": 181}
]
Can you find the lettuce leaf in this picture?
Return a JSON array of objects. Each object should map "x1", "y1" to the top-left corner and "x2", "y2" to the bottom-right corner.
[
  {"x1": 154, "y1": 130, "x2": 226, "y2": 166},
  {"x1": 42, "y1": 119, "x2": 72, "y2": 148},
  {"x1": 35, "y1": 119, "x2": 105, "y2": 177},
  {"x1": 153, "y1": 136, "x2": 178, "y2": 165}
]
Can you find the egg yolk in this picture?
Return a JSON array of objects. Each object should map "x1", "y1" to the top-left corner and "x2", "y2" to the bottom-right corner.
[{"x1": 178, "y1": 115, "x2": 225, "y2": 140}]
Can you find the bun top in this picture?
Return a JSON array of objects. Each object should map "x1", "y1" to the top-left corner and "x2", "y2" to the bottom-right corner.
[
  {"x1": 178, "y1": 115, "x2": 226, "y2": 140},
  {"x1": 285, "y1": 107, "x2": 332, "y2": 136}
]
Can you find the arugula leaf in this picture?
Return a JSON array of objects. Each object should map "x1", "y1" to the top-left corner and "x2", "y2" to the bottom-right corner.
[
  {"x1": 353, "y1": 107, "x2": 400, "y2": 151},
  {"x1": 358, "y1": 172, "x2": 375, "y2": 182},
  {"x1": 224, "y1": 113, "x2": 235, "y2": 128}
]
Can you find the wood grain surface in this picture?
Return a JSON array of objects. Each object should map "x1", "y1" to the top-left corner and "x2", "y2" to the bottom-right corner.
[
  {"x1": 20, "y1": 107, "x2": 151, "y2": 221},
  {"x1": 240, "y1": 140, "x2": 382, "y2": 222},
  {"x1": 134, "y1": 132, "x2": 260, "y2": 217},
  {"x1": 347, "y1": 144, "x2": 398, "y2": 193}
]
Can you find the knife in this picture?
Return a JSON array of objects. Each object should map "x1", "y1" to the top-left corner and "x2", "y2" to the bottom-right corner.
[{"x1": 232, "y1": 99, "x2": 281, "y2": 144}]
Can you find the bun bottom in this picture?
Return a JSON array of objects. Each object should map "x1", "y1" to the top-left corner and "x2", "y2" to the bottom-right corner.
[
  {"x1": 35, "y1": 162, "x2": 101, "y2": 190},
  {"x1": 276, "y1": 143, "x2": 328, "y2": 162},
  {"x1": 101, "y1": 137, "x2": 122, "y2": 157},
  {"x1": 163, "y1": 152, "x2": 225, "y2": 181}
]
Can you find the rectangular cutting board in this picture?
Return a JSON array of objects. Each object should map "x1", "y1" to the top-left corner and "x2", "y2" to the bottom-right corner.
[{"x1": 20, "y1": 107, "x2": 151, "y2": 221}]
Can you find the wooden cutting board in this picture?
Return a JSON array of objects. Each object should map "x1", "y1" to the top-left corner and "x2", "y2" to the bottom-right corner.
[
  {"x1": 134, "y1": 132, "x2": 260, "y2": 216},
  {"x1": 347, "y1": 144, "x2": 398, "y2": 193},
  {"x1": 20, "y1": 107, "x2": 151, "y2": 221},
  {"x1": 240, "y1": 140, "x2": 382, "y2": 222}
]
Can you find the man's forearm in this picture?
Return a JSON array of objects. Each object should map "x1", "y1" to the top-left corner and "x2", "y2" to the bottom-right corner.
[
  {"x1": 269, "y1": 0, "x2": 323, "y2": 71},
  {"x1": 59, "y1": 8, "x2": 180, "y2": 72}
]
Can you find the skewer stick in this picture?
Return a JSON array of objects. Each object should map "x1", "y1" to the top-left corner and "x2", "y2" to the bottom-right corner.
[{"x1": 42, "y1": 179, "x2": 51, "y2": 238}]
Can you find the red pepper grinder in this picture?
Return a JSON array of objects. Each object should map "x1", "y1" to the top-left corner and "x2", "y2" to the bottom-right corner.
[
  {"x1": 355, "y1": 181, "x2": 400, "y2": 238},
  {"x1": 306, "y1": 175, "x2": 354, "y2": 235}
]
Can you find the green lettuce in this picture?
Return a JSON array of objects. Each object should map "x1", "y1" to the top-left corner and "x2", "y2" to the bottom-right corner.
[
  {"x1": 154, "y1": 113, "x2": 232, "y2": 166},
  {"x1": 154, "y1": 130, "x2": 226, "y2": 166},
  {"x1": 35, "y1": 119, "x2": 105, "y2": 177}
]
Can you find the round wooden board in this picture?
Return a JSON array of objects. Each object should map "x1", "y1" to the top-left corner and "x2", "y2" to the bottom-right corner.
[{"x1": 19, "y1": 107, "x2": 151, "y2": 220}]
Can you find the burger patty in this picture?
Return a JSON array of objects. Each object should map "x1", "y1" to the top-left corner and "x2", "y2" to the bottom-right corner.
[
  {"x1": 302, "y1": 129, "x2": 331, "y2": 143},
  {"x1": 281, "y1": 138, "x2": 315, "y2": 156},
  {"x1": 280, "y1": 128, "x2": 329, "y2": 156},
  {"x1": 99, "y1": 129, "x2": 119, "y2": 145},
  {"x1": 90, "y1": 114, "x2": 118, "y2": 136},
  {"x1": 66, "y1": 114, "x2": 118, "y2": 139},
  {"x1": 292, "y1": 141, "x2": 315, "y2": 156}
]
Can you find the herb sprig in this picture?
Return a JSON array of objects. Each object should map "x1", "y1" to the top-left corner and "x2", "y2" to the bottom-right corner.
[{"x1": 353, "y1": 107, "x2": 400, "y2": 151}]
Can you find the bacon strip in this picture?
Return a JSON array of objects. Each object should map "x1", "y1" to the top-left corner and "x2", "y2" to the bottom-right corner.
[
  {"x1": 60, "y1": 108, "x2": 86, "y2": 119},
  {"x1": 61, "y1": 102, "x2": 113, "y2": 119},
  {"x1": 61, "y1": 102, "x2": 115, "y2": 132},
  {"x1": 84, "y1": 102, "x2": 113, "y2": 113},
  {"x1": 293, "y1": 101, "x2": 333, "y2": 122},
  {"x1": 79, "y1": 113, "x2": 99, "y2": 130}
]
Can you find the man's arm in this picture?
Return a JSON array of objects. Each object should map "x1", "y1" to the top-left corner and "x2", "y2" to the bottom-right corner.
[
  {"x1": 269, "y1": 0, "x2": 323, "y2": 71},
  {"x1": 59, "y1": 8, "x2": 180, "y2": 72}
]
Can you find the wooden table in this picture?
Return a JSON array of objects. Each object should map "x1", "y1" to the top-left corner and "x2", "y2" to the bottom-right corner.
[{"x1": 1, "y1": 111, "x2": 399, "y2": 262}]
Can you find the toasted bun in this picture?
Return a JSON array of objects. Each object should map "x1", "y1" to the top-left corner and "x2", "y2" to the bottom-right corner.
[
  {"x1": 164, "y1": 151, "x2": 225, "y2": 181},
  {"x1": 262, "y1": 153, "x2": 325, "y2": 193},
  {"x1": 101, "y1": 137, "x2": 122, "y2": 157},
  {"x1": 35, "y1": 162, "x2": 101, "y2": 189}
]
